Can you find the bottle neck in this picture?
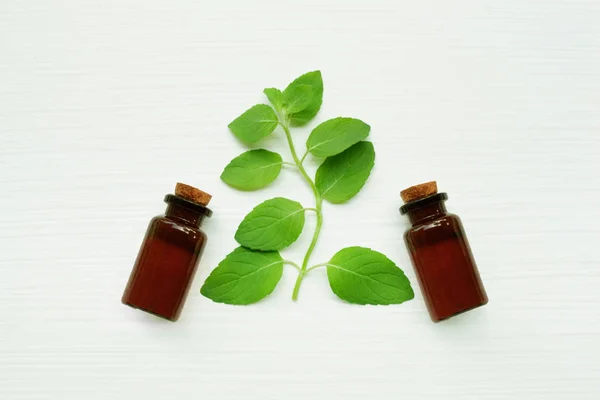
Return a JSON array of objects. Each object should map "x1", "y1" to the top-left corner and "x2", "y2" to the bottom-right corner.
[
  {"x1": 406, "y1": 200, "x2": 447, "y2": 225},
  {"x1": 400, "y1": 193, "x2": 449, "y2": 225},
  {"x1": 165, "y1": 203, "x2": 206, "y2": 227},
  {"x1": 163, "y1": 193, "x2": 212, "y2": 228}
]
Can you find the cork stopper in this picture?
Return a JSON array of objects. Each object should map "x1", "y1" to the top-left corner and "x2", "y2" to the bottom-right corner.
[
  {"x1": 400, "y1": 181, "x2": 438, "y2": 203},
  {"x1": 175, "y1": 183, "x2": 212, "y2": 206}
]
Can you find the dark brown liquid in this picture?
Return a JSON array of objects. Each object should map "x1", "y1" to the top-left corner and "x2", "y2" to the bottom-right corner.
[
  {"x1": 122, "y1": 196, "x2": 209, "y2": 321},
  {"x1": 402, "y1": 194, "x2": 487, "y2": 322}
]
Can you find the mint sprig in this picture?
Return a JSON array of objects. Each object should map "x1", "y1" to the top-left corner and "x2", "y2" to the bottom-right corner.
[{"x1": 201, "y1": 70, "x2": 414, "y2": 305}]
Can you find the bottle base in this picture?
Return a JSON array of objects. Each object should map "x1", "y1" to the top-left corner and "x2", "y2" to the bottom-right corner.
[
  {"x1": 122, "y1": 300, "x2": 178, "y2": 322},
  {"x1": 432, "y1": 299, "x2": 488, "y2": 323}
]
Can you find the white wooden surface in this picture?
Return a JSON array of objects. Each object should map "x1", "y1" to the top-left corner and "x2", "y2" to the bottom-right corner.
[{"x1": 1, "y1": 1, "x2": 599, "y2": 399}]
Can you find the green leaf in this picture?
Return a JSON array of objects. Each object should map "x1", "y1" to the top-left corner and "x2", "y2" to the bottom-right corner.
[
  {"x1": 283, "y1": 70, "x2": 323, "y2": 125},
  {"x1": 306, "y1": 117, "x2": 371, "y2": 157},
  {"x1": 220, "y1": 149, "x2": 283, "y2": 191},
  {"x1": 282, "y1": 84, "x2": 312, "y2": 114},
  {"x1": 264, "y1": 88, "x2": 284, "y2": 112},
  {"x1": 326, "y1": 246, "x2": 414, "y2": 305},
  {"x1": 228, "y1": 104, "x2": 279, "y2": 143},
  {"x1": 315, "y1": 141, "x2": 375, "y2": 204},
  {"x1": 235, "y1": 197, "x2": 305, "y2": 251},
  {"x1": 201, "y1": 247, "x2": 283, "y2": 305}
]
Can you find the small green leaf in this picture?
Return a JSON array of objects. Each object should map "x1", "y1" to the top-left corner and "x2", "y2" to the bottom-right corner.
[
  {"x1": 315, "y1": 141, "x2": 375, "y2": 204},
  {"x1": 283, "y1": 71, "x2": 323, "y2": 126},
  {"x1": 220, "y1": 149, "x2": 283, "y2": 191},
  {"x1": 326, "y1": 246, "x2": 414, "y2": 305},
  {"x1": 282, "y1": 84, "x2": 312, "y2": 114},
  {"x1": 228, "y1": 104, "x2": 279, "y2": 143},
  {"x1": 306, "y1": 117, "x2": 371, "y2": 157},
  {"x1": 235, "y1": 197, "x2": 305, "y2": 251},
  {"x1": 201, "y1": 247, "x2": 283, "y2": 305},
  {"x1": 264, "y1": 88, "x2": 284, "y2": 112}
]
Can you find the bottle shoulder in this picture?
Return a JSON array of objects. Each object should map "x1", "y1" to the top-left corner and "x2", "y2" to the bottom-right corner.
[
  {"x1": 405, "y1": 213, "x2": 462, "y2": 236},
  {"x1": 148, "y1": 215, "x2": 207, "y2": 240}
]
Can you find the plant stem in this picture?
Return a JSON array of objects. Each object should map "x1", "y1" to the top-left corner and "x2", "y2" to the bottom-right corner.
[
  {"x1": 299, "y1": 150, "x2": 309, "y2": 165},
  {"x1": 279, "y1": 121, "x2": 323, "y2": 301},
  {"x1": 283, "y1": 260, "x2": 301, "y2": 272},
  {"x1": 305, "y1": 263, "x2": 331, "y2": 273},
  {"x1": 292, "y1": 198, "x2": 322, "y2": 300}
]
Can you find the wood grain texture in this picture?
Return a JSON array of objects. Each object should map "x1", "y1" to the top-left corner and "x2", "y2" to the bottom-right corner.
[{"x1": 1, "y1": 1, "x2": 599, "y2": 399}]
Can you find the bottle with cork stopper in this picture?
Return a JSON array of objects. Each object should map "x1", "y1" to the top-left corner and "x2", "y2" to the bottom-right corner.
[
  {"x1": 122, "y1": 183, "x2": 213, "y2": 321},
  {"x1": 400, "y1": 181, "x2": 488, "y2": 322}
]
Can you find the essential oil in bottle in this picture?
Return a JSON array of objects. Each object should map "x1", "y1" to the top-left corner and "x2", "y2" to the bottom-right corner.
[
  {"x1": 122, "y1": 183, "x2": 213, "y2": 322},
  {"x1": 400, "y1": 181, "x2": 488, "y2": 322}
]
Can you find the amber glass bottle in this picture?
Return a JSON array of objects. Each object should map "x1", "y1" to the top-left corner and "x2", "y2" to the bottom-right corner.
[
  {"x1": 122, "y1": 183, "x2": 212, "y2": 321},
  {"x1": 400, "y1": 181, "x2": 487, "y2": 322}
]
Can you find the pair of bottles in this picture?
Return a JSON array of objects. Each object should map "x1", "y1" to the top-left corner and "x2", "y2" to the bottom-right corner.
[{"x1": 122, "y1": 181, "x2": 487, "y2": 322}]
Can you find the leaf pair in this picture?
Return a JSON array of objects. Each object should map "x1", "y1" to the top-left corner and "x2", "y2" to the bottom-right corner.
[
  {"x1": 306, "y1": 117, "x2": 375, "y2": 203},
  {"x1": 225, "y1": 140, "x2": 375, "y2": 252},
  {"x1": 264, "y1": 70, "x2": 323, "y2": 125},
  {"x1": 264, "y1": 84, "x2": 311, "y2": 116},
  {"x1": 202, "y1": 246, "x2": 414, "y2": 305},
  {"x1": 222, "y1": 118, "x2": 375, "y2": 197},
  {"x1": 228, "y1": 71, "x2": 323, "y2": 145},
  {"x1": 221, "y1": 71, "x2": 324, "y2": 191}
]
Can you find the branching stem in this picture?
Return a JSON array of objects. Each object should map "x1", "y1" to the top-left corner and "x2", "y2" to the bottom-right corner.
[
  {"x1": 278, "y1": 121, "x2": 323, "y2": 301},
  {"x1": 283, "y1": 260, "x2": 301, "y2": 272},
  {"x1": 305, "y1": 263, "x2": 331, "y2": 273}
]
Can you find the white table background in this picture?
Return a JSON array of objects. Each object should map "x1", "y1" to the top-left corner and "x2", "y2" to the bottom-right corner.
[{"x1": 1, "y1": 1, "x2": 599, "y2": 399}]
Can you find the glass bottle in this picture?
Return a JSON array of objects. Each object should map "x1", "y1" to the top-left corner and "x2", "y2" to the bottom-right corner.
[
  {"x1": 400, "y1": 181, "x2": 487, "y2": 322},
  {"x1": 122, "y1": 183, "x2": 212, "y2": 321}
]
